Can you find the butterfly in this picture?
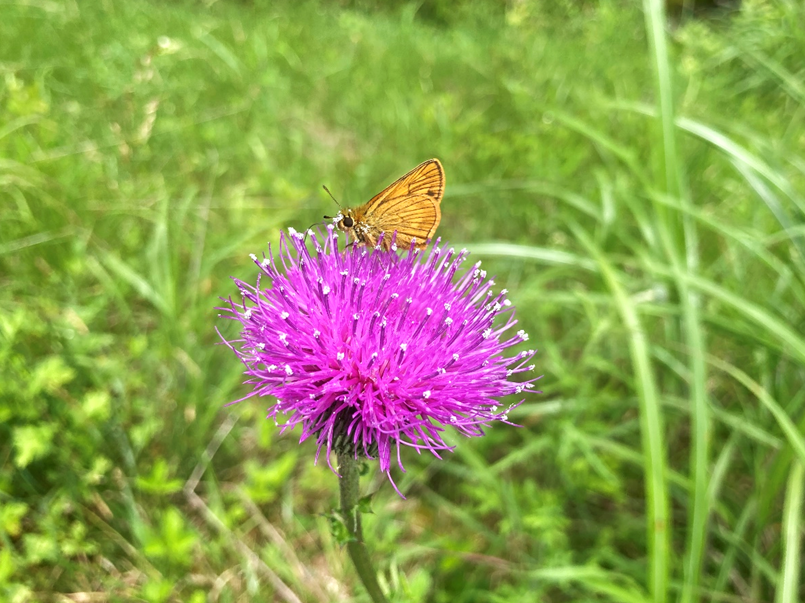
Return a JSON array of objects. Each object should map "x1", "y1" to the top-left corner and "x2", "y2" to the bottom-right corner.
[{"x1": 324, "y1": 159, "x2": 444, "y2": 250}]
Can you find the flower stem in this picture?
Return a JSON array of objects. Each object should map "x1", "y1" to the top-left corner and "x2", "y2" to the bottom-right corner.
[{"x1": 337, "y1": 453, "x2": 388, "y2": 603}]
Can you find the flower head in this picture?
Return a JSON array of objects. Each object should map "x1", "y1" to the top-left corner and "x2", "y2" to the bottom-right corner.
[{"x1": 218, "y1": 227, "x2": 540, "y2": 493}]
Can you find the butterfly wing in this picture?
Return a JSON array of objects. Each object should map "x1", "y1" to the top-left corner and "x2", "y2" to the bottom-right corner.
[
  {"x1": 360, "y1": 159, "x2": 444, "y2": 248},
  {"x1": 371, "y1": 194, "x2": 441, "y2": 248},
  {"x1": 364, "y1": 159, "x2": 444, "y2": 214}
]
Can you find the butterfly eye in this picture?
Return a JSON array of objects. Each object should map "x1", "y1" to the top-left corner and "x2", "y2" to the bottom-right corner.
[{"x1": 343, "y1": 216, "x2": 354, "y2": 228}]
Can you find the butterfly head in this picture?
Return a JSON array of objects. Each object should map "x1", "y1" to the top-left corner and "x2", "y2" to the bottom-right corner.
[
  {"x1": 322, "y1": 185, "x2": 358, "y2": 237},
  {"x1": 324, "y1": 209, "x2": 353, "y2": 231},
  {"x1": 324, "y1": 208, "x2": 378, "y2": 248}
]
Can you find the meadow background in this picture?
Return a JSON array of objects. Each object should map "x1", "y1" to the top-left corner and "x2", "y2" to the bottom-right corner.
[{"x1": 2, "y1": 0, "x2": 804, "y2": 601}]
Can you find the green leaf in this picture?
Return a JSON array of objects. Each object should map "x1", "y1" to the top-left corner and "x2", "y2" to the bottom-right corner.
[
  {"x1": 357, "y1": 493, "x2": 375, "y2": 514},
  {"x1": 0, "y1": 548, "x2": 15, "y2": 584},
  {"x1": 140, "y1": 578, "x2": 175, "y2": 603},
  {"x1": 83, "y1": 456, "x2": 112, "y2": 486},
  {"x1": 60, "y1": 521, "x2": 98, "y2": 558},
  {"x1": 326, "y1": 510, "x2": 355, "y2": 546},
  {"x1": 27, "y1": 356, "x2": 75, "y2": 397},
  {"x1": 81, "y1": 390, "x2": 111, "y2": 422},
  {"x1": 243, "y1": 452, "x2": 297, "y2": 504},
  {"x1": 12, "y1": 423, "x2": 56, "y2": 468},
  {"x1": 136, "y1": 458, "x2": 183, "y2": 495},
  {"x1": 143, "y1": 507, "x2": 198, "y2": 568},
  {"x1": 0, "y1": 502, "x2": 28, "y2": 538},
  {"x1": 22, "y1": 533, "x2": 58, "y2": 565}
]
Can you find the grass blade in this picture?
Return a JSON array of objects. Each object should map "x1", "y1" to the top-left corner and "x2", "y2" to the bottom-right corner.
[
  {"x1": 465, "y1": 242, "x2": 598, "y2": 271},
  {"x1": 775, "y1": 462, "x2": 804, "y2": 603},
  {"x1": 643, "y1": 260, "x2": 805, "y2": 366},
  {"x1": 573, "y1": 223, "x2": 669, "y2": 603},
  {"x1": 706, "y1": 355, "x2": 805, "y2": 468}
]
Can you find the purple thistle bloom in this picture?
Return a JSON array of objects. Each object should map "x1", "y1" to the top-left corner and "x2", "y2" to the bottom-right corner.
[{"x1": 217, "y1": 226, "x2": 540, "y2": 494}]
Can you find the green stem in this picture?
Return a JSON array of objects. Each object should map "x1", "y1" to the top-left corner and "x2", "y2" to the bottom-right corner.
[{"x1": 337, "y1": 453, "x2": 388, "y2": 603}]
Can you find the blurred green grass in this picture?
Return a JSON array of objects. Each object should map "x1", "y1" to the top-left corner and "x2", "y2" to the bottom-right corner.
[{"x1": 1, "y1": 0, "x2": 804, "y2": 601}]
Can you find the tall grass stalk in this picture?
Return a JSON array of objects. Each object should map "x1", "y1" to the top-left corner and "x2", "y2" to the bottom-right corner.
[{"x1": 642, "y1": 1, "x2": 702, "y2": 601}]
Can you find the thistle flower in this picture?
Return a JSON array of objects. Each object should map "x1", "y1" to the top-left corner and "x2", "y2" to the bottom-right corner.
[{"x1": 217, "y1": 227, "x2": 540, "y2": 493}]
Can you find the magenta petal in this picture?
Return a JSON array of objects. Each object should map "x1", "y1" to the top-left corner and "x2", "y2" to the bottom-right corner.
[{"x1": 217, "y1": 227, "x2": 541, "y2": 495}]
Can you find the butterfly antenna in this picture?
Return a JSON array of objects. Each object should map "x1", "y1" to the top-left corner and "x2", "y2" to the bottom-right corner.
[
  {"x1": 304, "y1": 186, "x2": 341, "y2": 246},
  {"x1": 322, "y1": 185, "x2": 343, "y2": 212}
]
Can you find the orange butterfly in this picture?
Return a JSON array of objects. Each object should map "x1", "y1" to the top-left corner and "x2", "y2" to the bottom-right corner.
[{"x1": 324, "y1": 159, "x2": 444, "y2": 250}]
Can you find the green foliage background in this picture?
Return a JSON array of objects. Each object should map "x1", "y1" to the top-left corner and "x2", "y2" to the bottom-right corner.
[{"x1": 1, "y1": 0, "x2": 804, "y2": 601}]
